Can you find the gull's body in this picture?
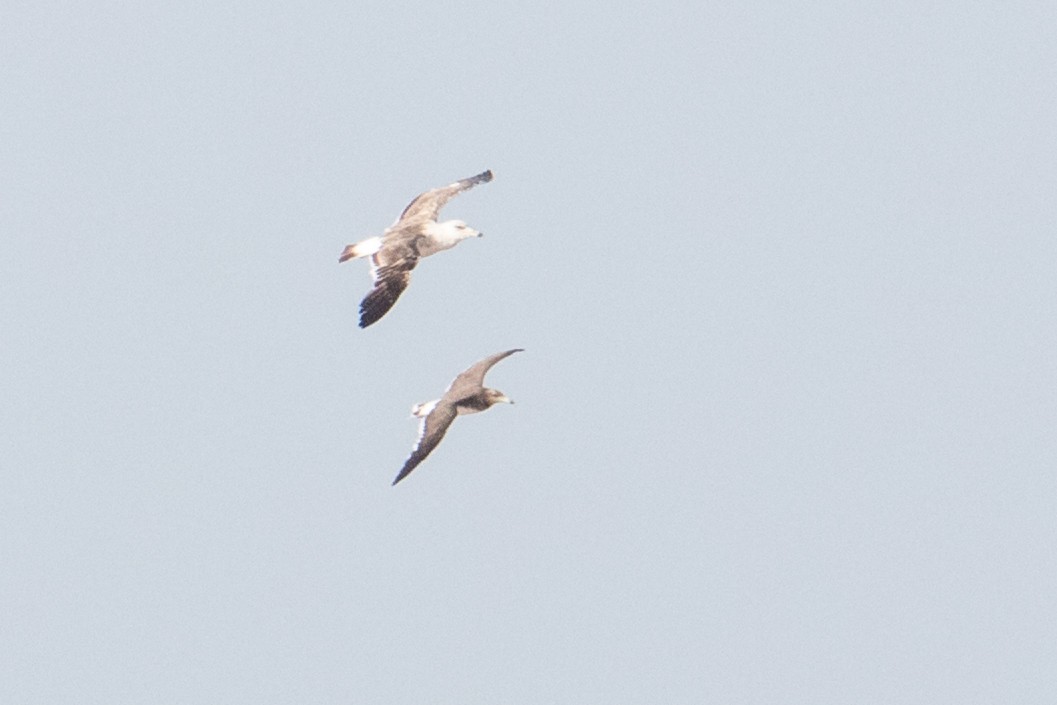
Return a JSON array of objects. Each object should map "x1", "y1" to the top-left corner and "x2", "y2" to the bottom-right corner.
[
  {"x1": 392, "y1": 349, "x2": 522, "y2": 486},
  {"x1": 339, "y1": 170, "x2": 493, "y2": 328}
]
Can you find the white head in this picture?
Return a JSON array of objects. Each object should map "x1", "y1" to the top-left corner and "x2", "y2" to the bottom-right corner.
[{"x1": 434, "y1": 219, "x2": 481, "y2": 241}]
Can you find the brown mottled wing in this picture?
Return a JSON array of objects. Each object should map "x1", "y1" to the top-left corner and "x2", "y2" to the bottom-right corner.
[
  {"x1": 358, "y1": 244, "x2": 419, "y2": 328},
  {"x1": 397, "y1": 170, "x2": 493, "y2": 223},
  {"x1": 392, "y1": 403, "x2": 458, "y2": 485},
  {"x1": 443, "y1": 349, "x2": 524, "y2": 402}
]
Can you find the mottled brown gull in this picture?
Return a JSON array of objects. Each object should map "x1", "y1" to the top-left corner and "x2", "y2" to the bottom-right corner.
[{"x1": 392, "y1": 349, "x2": 522, "y2": 486}]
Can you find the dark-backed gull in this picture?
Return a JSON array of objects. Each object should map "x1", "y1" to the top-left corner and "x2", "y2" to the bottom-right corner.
[
  {"x1": 339, "y1": 170, "x2": 494, "y2": 328},
  {"x1": 392, "y1": 348, "x2": 522, "y2": 486}
]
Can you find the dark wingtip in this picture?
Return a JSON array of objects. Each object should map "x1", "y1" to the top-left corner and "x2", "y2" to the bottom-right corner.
[
  {"x1": 358, "y1": 296, "x2": 390, "y2": 328},
  {"x1": 479, "y1": 169, "x2": 493, "y2": 182}
]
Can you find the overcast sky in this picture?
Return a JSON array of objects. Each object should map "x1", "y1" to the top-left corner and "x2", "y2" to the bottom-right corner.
[{"x1": 2, "y1": 1, "x2": 1055, "y2": 703}]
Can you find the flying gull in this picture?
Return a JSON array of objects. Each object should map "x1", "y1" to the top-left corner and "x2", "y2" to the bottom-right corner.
[
  {"x1": 392, "y1": 348, "x2": 523, "y2": 486},
  {"x1": 339, "y1": 170, "x2": 494, "y2": 328}
]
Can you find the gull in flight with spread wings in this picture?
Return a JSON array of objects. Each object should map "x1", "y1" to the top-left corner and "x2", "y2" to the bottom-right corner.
[
  {"x1": 392, "y1": 349, "x2": 522, "y2": 486},
  {"x1": 339, "y1": 170, "x2": 494, "y2": 328}
]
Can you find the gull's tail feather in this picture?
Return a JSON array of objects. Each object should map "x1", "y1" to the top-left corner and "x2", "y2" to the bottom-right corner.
[
  {"x1": 338, "y1": 237, "x2": 382, "y2": 263},
  {"x1": 411, "y1": 400, "x2": 439, "y2": 418}
]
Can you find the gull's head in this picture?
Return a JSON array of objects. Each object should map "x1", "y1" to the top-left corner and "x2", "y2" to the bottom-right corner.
[
  {"x1": 484, "y1": 388, "x2": 513, "y2": 406},
  {"x1": 439, "y1": 219, "x2": 482, "y2": 240}
]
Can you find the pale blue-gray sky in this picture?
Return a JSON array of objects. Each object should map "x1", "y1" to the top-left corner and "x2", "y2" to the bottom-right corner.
[{"x1": 2, "y1": 1, "x2": 1055, "y2": 703}]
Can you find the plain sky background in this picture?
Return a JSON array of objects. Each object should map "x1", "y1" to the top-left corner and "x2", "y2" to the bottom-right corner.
[{"x1": 2, "y1": 1, "x2": 1055, "y2": 703}]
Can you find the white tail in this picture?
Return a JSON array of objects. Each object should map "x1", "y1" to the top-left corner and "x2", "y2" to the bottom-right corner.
[
  {"x1": 411, "y1": 399, "x2": 439, "y2": 418},
  {"x1": 338, "y1": 237, "x2": 383, "y2": 263}
]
